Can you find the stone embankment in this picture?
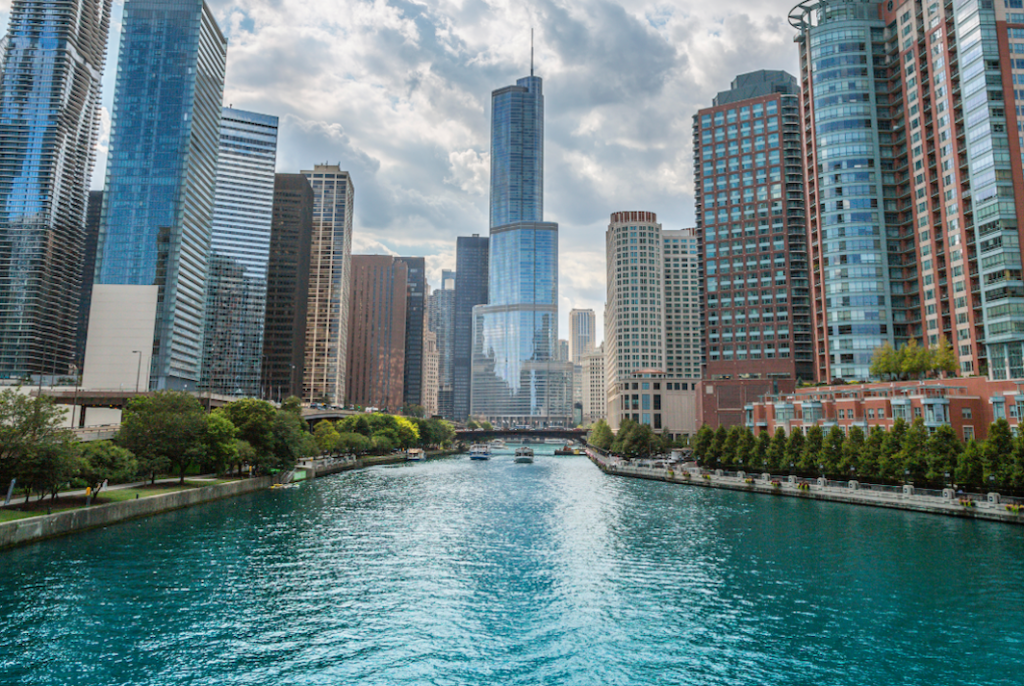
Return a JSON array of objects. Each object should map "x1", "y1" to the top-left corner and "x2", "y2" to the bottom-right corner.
[
  {"x1": 0, "y1": 476, "x2": 278, "y2": 551},
  {"x1": 587, "y1": 449, "x2": 1024, "y2": 526}
]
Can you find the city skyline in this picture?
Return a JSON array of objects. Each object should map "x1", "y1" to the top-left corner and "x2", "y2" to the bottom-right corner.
[{"x1": 0, "y1": 0, "x2": 804, "y2": 341}]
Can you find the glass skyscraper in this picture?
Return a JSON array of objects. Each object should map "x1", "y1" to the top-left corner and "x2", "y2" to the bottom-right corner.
[
  {"x1": 489, "y1": 75, "x2": 543, "y2": 227},
  {"x1": 201, "y1": 108, "x2": 279, "y2": 397},
  {"x1": 0, "y1": 0, "x2": 113, "y2": 380},
  {"x1": 453, "y1": 235, "x2": 488, "y2": 421},
  {"x1": 94, "y1": 0, "x2": 227, "y2": 390},
  {"x1": 471, "y1": 69, "x2": 571, "y2": 426}
]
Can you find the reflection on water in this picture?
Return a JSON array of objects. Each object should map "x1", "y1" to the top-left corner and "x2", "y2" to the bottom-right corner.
[{"x1": 1, "y1": 449, "x2": 1022, "y2": 685}]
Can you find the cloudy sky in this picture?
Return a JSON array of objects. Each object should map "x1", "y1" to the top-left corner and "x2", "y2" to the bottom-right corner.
[{"x1": 3, "y1": 0, "x2": 800, "y2": 341}]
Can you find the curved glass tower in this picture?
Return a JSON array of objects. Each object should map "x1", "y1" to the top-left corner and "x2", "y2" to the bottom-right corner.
[{"x1": 489, "y1": 75, "x2": 543, "y2": 227}]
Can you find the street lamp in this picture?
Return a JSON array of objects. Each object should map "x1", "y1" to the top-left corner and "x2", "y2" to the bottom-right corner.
[{"x1": 132, "y1": 350, "x2": 142, "y2": 393}]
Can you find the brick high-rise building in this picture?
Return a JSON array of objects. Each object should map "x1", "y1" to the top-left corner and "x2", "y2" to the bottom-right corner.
[
  {"x1": 347, "y1": 255, "x2": 408, "y2": 411},
  {"x1": 692, "y1": 70, "x2": 810, "y2": 428}
]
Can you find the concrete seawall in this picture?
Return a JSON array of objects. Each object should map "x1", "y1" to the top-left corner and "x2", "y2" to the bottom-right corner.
[
  {"x1": 587, "y1": 450, "x2": 1024, "y2": 526},
  {"x1": 0, "y1": 476, "x2": 276, "y2": 551}
]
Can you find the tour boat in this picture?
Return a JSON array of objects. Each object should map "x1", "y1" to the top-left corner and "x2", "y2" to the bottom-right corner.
[
  {"x1": 554, "y1": 443, "x2": 578, "y2": 455},
  {"x1": 490, "y1": 439, "x2": 507, "y2": 450},
  {"x1": 469, "y1": 443, "x2": 492, "y2": 460},
  {"x1": 514, "y1": 446, "x2": 534, "y2": 464},
  {"x1": 406, "y1": 448, "x2": 425, "y2": 462},
  {"x1": 544, "y1": 438, "x2": 565, "y2": 445}
]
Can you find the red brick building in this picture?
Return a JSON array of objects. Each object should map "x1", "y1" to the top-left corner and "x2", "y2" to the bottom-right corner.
[{"x1": 746, "y1": 377, "x2": 1024, "y2": 443}]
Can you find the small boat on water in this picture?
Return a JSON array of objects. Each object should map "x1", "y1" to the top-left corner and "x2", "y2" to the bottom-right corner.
[
  {"x1": 490, "y1": 439, "x2": 507, "y2": 450},
  {"x1": 543, "y1": 438, "x2": 565, "y2": 445},
  {"x1": 469, "y1": 443, "x2": 492, "y2": 460},
  {"x1": 514, "y1": 446, "x2": 534, "y2": 463},
  {"x1": 406, "y1": 448, "x2": 425, "y2": 461},
  {"x1": 554, "y1": 443, "x2": 579, "y2": 455}
]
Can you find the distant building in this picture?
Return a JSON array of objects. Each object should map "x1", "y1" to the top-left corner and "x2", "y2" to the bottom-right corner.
[
  {"x1": 262, "y1": 174, "x2": 313, "y2": 402},
  {"x1": 396, "y1": 256, "x2": 426, "y2": 409},
  {"x1": 557, "y1": 339, "x2": 570, "y2": 362},
  {"x1": 581, "y1": 344, "x2": 605, "y2": 425},
  {"x1": 453, "y1": 235, "x2": 488, "y2": 420},
  {"x1": 302, "y1": 164, "x2": 354, "y2": 405},
  {"x1": 428, "y1": 270, "x2": 456, "y2": 418},
  {"x1": 0, "y1": 0, "x2": 113, "y2": 380},
  {"x1": 422, "y1": 327, "x2": 440, "y2": 417},
  {"x1": 604, "y1": 211, "x2": 699, "y2": 438},
  {"x1": 201, "y1": 108, "x2": 279, "y2": 397},
  {"x1": 569, "y1": 309, "x2": 597, "y2": 363},
  {"x1": 90, "y1": 0, "x2": 226, "y2": 391},
  {"x1": 347, "y1": 256, "x2": 408, "y2": 411}
]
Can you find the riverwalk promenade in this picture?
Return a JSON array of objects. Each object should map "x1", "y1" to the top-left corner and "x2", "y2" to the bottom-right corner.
[{"x1": 587, "y1": 448, "x2": 1024, "y2": 526}]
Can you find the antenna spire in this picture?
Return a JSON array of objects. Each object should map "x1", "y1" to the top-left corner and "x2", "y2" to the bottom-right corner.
[{"x1": 530, "y1": 28, "x2": 534, "y2": 76}]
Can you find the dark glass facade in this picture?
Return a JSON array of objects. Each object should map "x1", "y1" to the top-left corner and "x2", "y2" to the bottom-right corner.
[
  {"x1": 0, "y1": 0, "x2": 112, "y2": 379},
  {"x1": 489, "y1": 76, "x2": 543, "y2": 228},
  {"x1": 201, "y1": 108, "x2": 279, "y2": 397},
  {"x1": 453, "y1": 235, "x2": 488, "y2": 420},
  {"x1": 95, "y1": 0, "x2": 227, "y2": 390},
  {"x1": 77, "y1": 190, "x2": 104, "y2": 369},
  {"x1": 262, "y1": 174, "x2": 313, "y2": 402}
]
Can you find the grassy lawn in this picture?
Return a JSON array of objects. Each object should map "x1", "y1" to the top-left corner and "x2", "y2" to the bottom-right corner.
[{"x1": 0, "y1": 509, "x2": 41, "y2": 523}]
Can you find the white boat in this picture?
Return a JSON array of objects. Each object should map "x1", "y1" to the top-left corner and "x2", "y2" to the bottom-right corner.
[
  {"x1": 543, "y1": 438, "x2": 564, "y2": 445},
  {"x1": 406, "y1": 448, "x2": 425, "y2": 462},
  {"x1": 514, "y1": 446, "x2": 534, "y2": 463},
  {"x1": 469, "y1": 443, "x2": 491, "y2": 460},
  {"x1": 490, "y1": 439, "x2": 507, "y2": 450}
]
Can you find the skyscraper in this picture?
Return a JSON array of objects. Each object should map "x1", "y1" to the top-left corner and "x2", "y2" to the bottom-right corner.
[
  {"x1": 453, "y1": 235, "x2": 488, "y2": 421},
  {"x1": 604, "y1": 212, "x2": 699, "y2": 437},
  {"x1": 262, "y1": 174, "x2": 314, "y2": 402},
  {"x1": 77, "y1": 190, "x2": 104, "y2": 369},
  {"x1": 0, "y1": 0, "x2": 113, "y2": 380},
  {"x1": 489, "y1": 73, "x2": 543, "y2": 227},
  {"x1": 347, "y1": 255, "x2": 408, "y2": 411},
  {"x1": 791, "y1": 0, "x2": 1024, "y2": 381},
  {"x1": 92, "y1": 0, "x2": 226, "y2": 391},
  {"x1": 569, "y1": 309, "x2": 597, "y2": 363},
  {"x1": 692, "y1": 70, "x2": 810, "y2": 427},
  {"x1": 428, "y1": 269, "x2": 456, "y2": 418},
  {"x1": 471, "y1": 67, "x2": 572, "y2": 427},
  {"x1": 302, "y1": 164, "x2": 354, "y2": 405},
  {"x1": 201, "y1": 108, "x2": 279, "y2": 397},
  {"x1": 396, "y1": 256, "x2": 426, "y2": 409}
]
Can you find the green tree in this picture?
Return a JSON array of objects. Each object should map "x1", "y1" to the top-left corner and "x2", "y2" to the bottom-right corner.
[
  {"x1": 840, "y1": 425, "x2": 865, "y2": 477},
  {"x1": 768, "y1": 427, "x2": 787, "y2": 472},
  {"x1": 957, "y1": 439, "x2": 984, "y2": 489},
  {"x1": 313, "y1": 421, "x2": 342, "y2": 454},
  {"x1": 982, "y1": 419, "x2": 1013, "y2": 488},
  {"x1": 870, "y1": 342, "x2": 898, "y2": 380},
  {"x1": 203, "y1": 411, "x2": 239, "y2": 475},
  {"x1": 219, "y1": 398, "x2": 277, "y2": 458},
  {"x1": 802, "y1": 425, "x2": 824, "y2": 472},
  {"x1": 879, "y1": 417, "x2": 908, "y2": 480},
  {"x1": 859, "y1": 426, "x2": 886, "y2": 480},
  {"x1": 1006, "y1": 430, "x2": 1024, "y2": 490},
  {"x1": 280, "y1": 396, "x2": 304, "y2": 416},
  {"x1": 900, "y1": 339, "x2": 930, "y2": 380},
  {"x1": 720, "y1": 426, "x2": 741, "y2": 468},
  {"x1": 267, "y1": 409, "x2": 315, "y2": 471},
  {"x1": 752, "y1": 430, "x2": 771, "y2": 472},
  {"x1": 707, "y1": 425, "x2": 728, "y2": 467},
  {"x1": 930, "y1": 335, "x2": 957, "y2": 377},
  {"x1": 693, "y1": 425, "x2": 714, "y2": 464},
  {"x1": 119, "y1": 391, "x2": 207, "y2": 484},
  {"x1": 337, "y1": 432, "x2": 372, "y2": 454},
  {"x1": 401, "y1": 404, "x2": 425, "y2": 419},
  {"x1": 925, "y1": 424, "x2": 961, "y2": 484},
  {"x1": 785, "y1": 427, "x2": 805, "y2": 473},
  {"x1": 735, "y1": 427, "x2": 756, "y2": 469},
  {"x1": 393, "y1": 416, "x2": 420, "y2": 448},
  {"x1": 19, "y1": 437, "x2": 83, "y2": 501},
  {"x1": 0, "y1": 388, "x2": 74, "y2": 490},
  {"x1": 590, "y1": 420, "x2": 615, "y2": 451},
  {"x1": 480, "y1": 421, "x2": 494, "y2": 431},
  {"x1": 78, "y1": 441, "x2": 138, "y2": 499},
  {"x1": 466, "y1": 420, "x2": 479, "y2": 430},
  {"x1": 898, "y1": 418, "x2": 929, "y2": 483},
  {"x1": 822, "y1": 425, "x2": 845, "y2": 477}
]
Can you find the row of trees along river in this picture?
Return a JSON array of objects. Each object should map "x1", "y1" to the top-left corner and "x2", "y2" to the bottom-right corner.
[{"x1": 0, "y1": 390, "x2": 457, "y2": 505}]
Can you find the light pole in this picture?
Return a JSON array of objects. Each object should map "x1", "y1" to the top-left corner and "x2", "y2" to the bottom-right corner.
[{"x1": 132, "y1": 350, "x2": 142, "y2": 393}]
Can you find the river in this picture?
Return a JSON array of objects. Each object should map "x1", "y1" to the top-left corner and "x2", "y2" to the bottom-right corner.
[{"x1": 1, "y1": 448, "x2": 1022, "y2": 685}]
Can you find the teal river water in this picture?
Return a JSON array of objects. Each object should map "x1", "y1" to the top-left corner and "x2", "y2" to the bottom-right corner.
[{"x1": 2, "y1": 448, "x2": 1023, "y2": 685}]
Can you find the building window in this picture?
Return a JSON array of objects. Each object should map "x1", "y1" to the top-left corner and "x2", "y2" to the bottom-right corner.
[
  {"x1": 964, "y1": 426, "x2": 974, "y2": 441},
  {"x1": 838, "y1": 409, "x2": 845, "y2": 419},
  {"x1": 914, "y1": 407, "x2": 922, "y2": 418},
  {"x1": 962, "y1": 408, "x2": 973, "y2": 419}
]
